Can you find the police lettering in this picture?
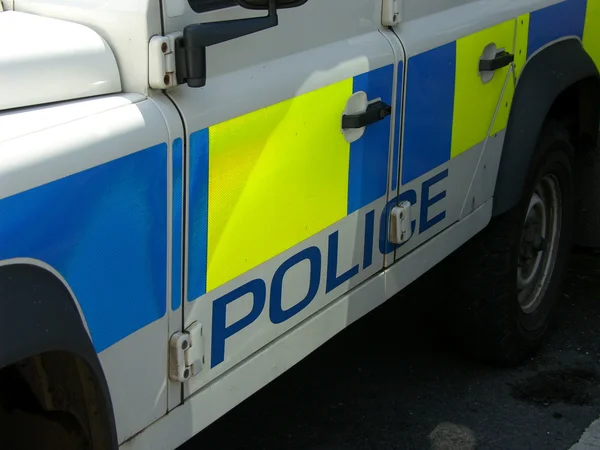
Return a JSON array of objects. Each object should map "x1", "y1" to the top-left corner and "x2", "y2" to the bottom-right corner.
[{"x1": 211, "y1": 168, "x2": 449, "y2": 367}]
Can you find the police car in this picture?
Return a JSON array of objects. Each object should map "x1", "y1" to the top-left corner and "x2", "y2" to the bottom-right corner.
[{"x1": 0, "y1": 0, "x2": 599, "y2": 448}]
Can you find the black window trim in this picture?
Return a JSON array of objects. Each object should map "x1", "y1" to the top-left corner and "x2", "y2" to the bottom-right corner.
[{"x1": 188, "y1": 0, "x2": 238, "y2": 13}]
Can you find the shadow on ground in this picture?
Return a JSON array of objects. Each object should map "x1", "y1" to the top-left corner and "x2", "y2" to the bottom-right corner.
[{"x1": 181, "y1": 249, "x2": 600, "y2": 450}]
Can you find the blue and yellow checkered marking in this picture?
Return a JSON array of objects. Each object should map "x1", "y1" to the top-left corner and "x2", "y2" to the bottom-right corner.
[
  {"x1": 528, "y1": 0, "x2": 587, "y2": 57},
  {"x1": 187, "y1": 65, "x2": 394, "y2": 301},
  {"x1": 0, "y1": 1, "x2": 596, "y2": 354},
  {"x1": 401, "y1": 0, "x2": 600, "y2": 187},
  {"x1": 401, "y1": 20, "x2": 516, "y2": 185},
  {"x1": 0, "y1": 145, "x2": 168, "y2": 352},
  {"x1": 172, "y1": 138, "x2": 184, "y2": 311},
  {"x1": 391, "y1": 61, "x2": 404, "y2": 191},
  {"x1": 402, "y1": 42, "x2": 456, "y2": 185},
  {"x1": 188, "y1": 129, "x2": 209, "y2": 300},
  {"x1": 584, "y1": 0, "x2": 600, "y2": 67},
  {"x1": 348, "y1": 65, "x2": 394, "y2": 214},
  {"x1": 526, "y1": 0, "x2": 600, "y2": 68}
]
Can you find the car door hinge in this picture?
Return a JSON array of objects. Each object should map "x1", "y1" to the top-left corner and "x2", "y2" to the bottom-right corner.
[
  {"x1": 389, "y1": 200, "x2": 413, "y2": 244},
  {"x1": 169, "y1": 322, "x2": 204, "y2": 383},
  {"x1": 382, "y1": 0, "x2": 401, "y2": 26},
  {"x1": 149, "y1": 33, "x2": 183, "y2": 90}
]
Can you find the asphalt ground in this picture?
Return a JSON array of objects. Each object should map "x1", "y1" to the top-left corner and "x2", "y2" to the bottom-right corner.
[{"x1": 180, "y1": 248, "x2": 600, "y2": 450}]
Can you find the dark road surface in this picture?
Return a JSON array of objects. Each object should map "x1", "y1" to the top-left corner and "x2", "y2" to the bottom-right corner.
[{"x1": 180, "y1": 249, "x2": 600, "y2": 450}]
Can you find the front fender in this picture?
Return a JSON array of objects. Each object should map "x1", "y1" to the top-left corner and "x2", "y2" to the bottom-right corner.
[
  {"x1": 0, "y1": 262, "x2": 118, "y2": 449},
  {"x1": 493, "y1": 38, "x2": 600, "y2": 216}
]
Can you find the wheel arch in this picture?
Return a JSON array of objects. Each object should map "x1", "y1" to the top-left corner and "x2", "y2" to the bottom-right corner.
[
  {"x1": 493, "y1": 38, "x2": 600, "y2": 216},
  {"x1": 0, "y1": 261, "x2": 118, "y2": 449}
]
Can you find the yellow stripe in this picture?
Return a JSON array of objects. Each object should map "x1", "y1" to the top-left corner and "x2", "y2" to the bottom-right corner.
[
  {"x1": 584, "y1": 0, "x2": 600, "y2": 69},
  {"x1": 452, "y1": 20, "x2": 516, "y2": 157},
  {"x1": 513, "y1": 14, "x2": 530, "y2": 79},
  {"x1": 206, "y1": 80, "x2": 353, "y2": 291},
  {"x1": 489, "y1": 14, "x2": 530, "y2": 136}
]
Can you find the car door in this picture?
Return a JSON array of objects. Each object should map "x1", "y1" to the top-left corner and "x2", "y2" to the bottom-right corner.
[
  {"x1": 162, "y1": 0, "x2": 405, "y2": 396},
  {"x1": 386, "y1": 0, "x2": 520, "y2": 262}
]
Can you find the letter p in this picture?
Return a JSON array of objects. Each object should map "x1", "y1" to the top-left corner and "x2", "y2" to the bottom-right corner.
[{"x1": 211, "y1": 279, "x2": 266, "y2": 368}]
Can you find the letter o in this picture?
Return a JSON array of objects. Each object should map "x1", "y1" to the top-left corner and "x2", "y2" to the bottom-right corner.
[{"x1": 269, "y1": 246, "x2": 321, "y2": 324}]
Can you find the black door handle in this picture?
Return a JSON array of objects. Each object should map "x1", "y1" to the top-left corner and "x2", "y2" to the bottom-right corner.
[
  {"x1": 342, "y1": 101, "x2": 392, "y2": 129},
  {"x1": 479, "y1": 50, "x2": 514, "y2": 72}
]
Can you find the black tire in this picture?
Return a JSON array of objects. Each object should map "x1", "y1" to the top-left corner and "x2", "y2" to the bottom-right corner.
[{"x1": 450, "y1": 120, "x2": 575, "y2": 366}]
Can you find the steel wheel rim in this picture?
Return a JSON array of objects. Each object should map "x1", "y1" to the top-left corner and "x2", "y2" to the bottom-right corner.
[{"x1": 517, "y1": 174, "x2": 562, "y2": 314}]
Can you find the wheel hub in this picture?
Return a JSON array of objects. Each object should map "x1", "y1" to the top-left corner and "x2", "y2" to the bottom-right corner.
[{"x1": 517, "y1": 174, "x2": 562, "y2": 314}]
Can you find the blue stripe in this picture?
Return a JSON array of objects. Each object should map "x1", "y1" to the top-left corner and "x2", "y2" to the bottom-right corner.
[
  {"x1": 0, "y1": 144, "x2": 168, "y2": 352},
  {"x1": 392, "y1": 60, "x2": 404, "y2": 192},
  {"x1": 171, "y1": 138, "x2": 183, "y2": 310},
  {"x1": 188, "y1": 129, "x2": 209, "y2": 302},
  {"x1": 348, "y1": 64, "x2": 394, "y2": 214},
  {"x1": 528, "y1": 0, "x2": 587, "y2": 57},
  {"x1": 402, "y1": 42, "x2": 456, "y2": 184}
]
